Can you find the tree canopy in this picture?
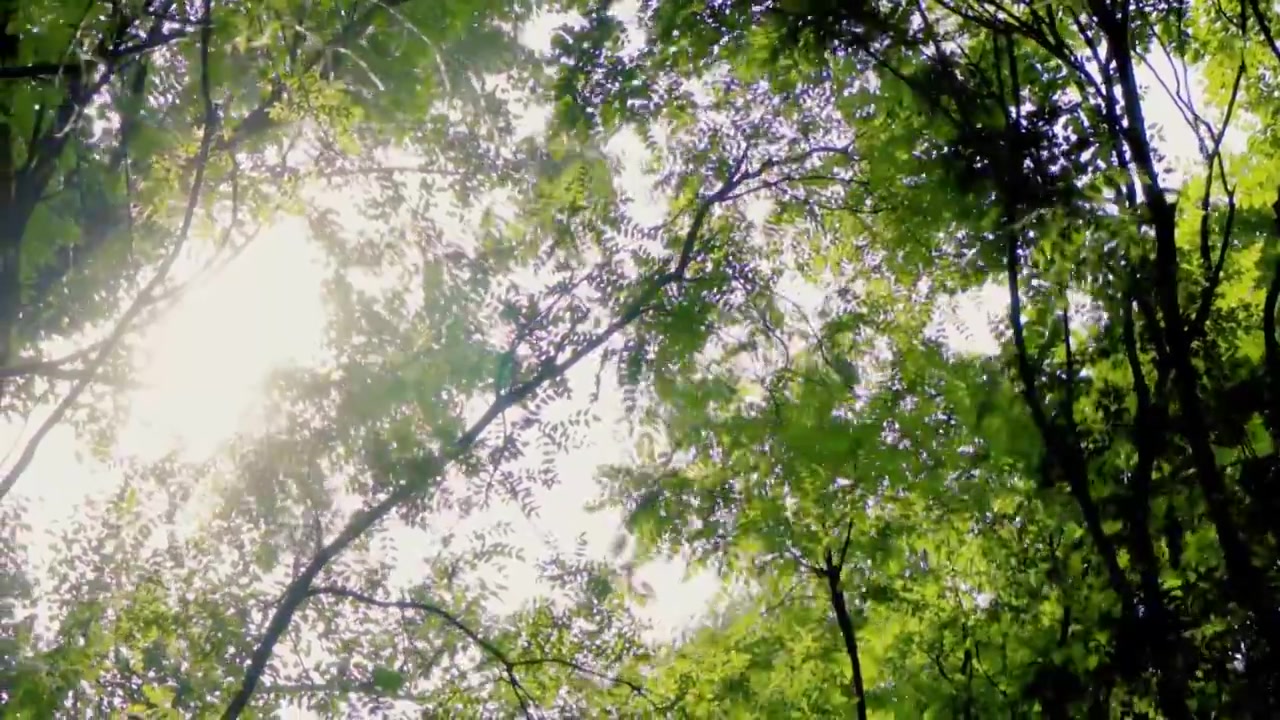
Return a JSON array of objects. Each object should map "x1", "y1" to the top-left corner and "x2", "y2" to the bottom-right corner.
[{"x1": 3, "y1": 0, "x2": 1280, "y2": 717}]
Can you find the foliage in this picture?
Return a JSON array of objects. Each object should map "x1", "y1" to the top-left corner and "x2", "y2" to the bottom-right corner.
[
  {"x1": 552, "y1": 0, "x2": 1280, "y2": 716},
  {"x1": 5, "y1": 0, "x2": 1280, "y2": 717}
]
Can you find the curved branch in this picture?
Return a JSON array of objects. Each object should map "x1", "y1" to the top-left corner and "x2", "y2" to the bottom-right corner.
[
  {"x1": 308, "y1": 585, "x2": 492, "y2": 655},
  {"x1": 308, "y1": 584, "x2": 659, "y2": 712}
]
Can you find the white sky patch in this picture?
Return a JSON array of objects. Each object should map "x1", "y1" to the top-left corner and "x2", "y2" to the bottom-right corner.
[
  {"x1": 518, "y1": 11, "x2": 585, "y2": 55},
  {"x1": 606, "y1": 125, "x2": 671, "y2": 226},
  {"x1": 930, "y1": 282, "x2": 1007, "y2": 357}
]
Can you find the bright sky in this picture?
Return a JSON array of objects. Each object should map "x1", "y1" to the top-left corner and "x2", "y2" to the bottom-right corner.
[{"x1": 0, "y1": 11, "x2": 1248, "y2": 717}]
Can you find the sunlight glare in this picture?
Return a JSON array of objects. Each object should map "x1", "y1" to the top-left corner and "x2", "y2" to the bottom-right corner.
[{"x1": 119, "y1": 217, "x2": 328, "y2": 462}]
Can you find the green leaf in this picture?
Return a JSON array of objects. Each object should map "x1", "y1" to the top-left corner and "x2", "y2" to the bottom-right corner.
[{"x1": 371, "y1": 666, "x2": 406, "y2": 694}]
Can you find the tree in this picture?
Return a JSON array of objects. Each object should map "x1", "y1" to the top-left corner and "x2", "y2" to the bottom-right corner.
[
  {"x1": 555, "y1": 0, "x2": 1280, "y2": 715},
  {"x1": 10, "y1": 0, "x2": 1280, "y2": 716},
  {"x1": 0, "y1": 0, "x2": 666, "y2": 715},
  {"x1": 3, "y1": 2, "x2": 860, "y2": 717}
]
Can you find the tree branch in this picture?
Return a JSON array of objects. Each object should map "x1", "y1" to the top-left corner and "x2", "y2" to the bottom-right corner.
[
  {"x1": 823, "y1": 547, "x2": 867, "y2": 720},
  {"x1": 1190, "y1": 8, "x2": 1247, "y2": 340},
  {"x1": 307, "y1": 585, "x2": 660, "y2": 713},
  {"x1": 1265, "y1": 187, "x2": 1280, "y2": 444},
  {"x1": 0, "y1": 342, "x2": 104, "y2": 379},
  {"x1": 219, "y1": 156, "x2": 769, "y2": 719}
]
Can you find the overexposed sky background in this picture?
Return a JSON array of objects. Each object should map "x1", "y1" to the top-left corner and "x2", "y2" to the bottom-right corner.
[{"x1": 0, "y1": 6, "x2": 1247, "y2": 716}]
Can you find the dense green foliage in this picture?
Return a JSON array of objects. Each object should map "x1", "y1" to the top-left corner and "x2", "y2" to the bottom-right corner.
[{"x1": 3, "y1": 0, "x2": 1280, "y2": 717}]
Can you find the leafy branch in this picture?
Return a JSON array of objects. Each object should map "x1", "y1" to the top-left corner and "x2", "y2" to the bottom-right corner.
[
  {"x1": 307, "y1": 585, "x2": 663, "y2": 715},
  {"x1": 219, "y1": 144, "x2": 808, "y2": 718}
]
